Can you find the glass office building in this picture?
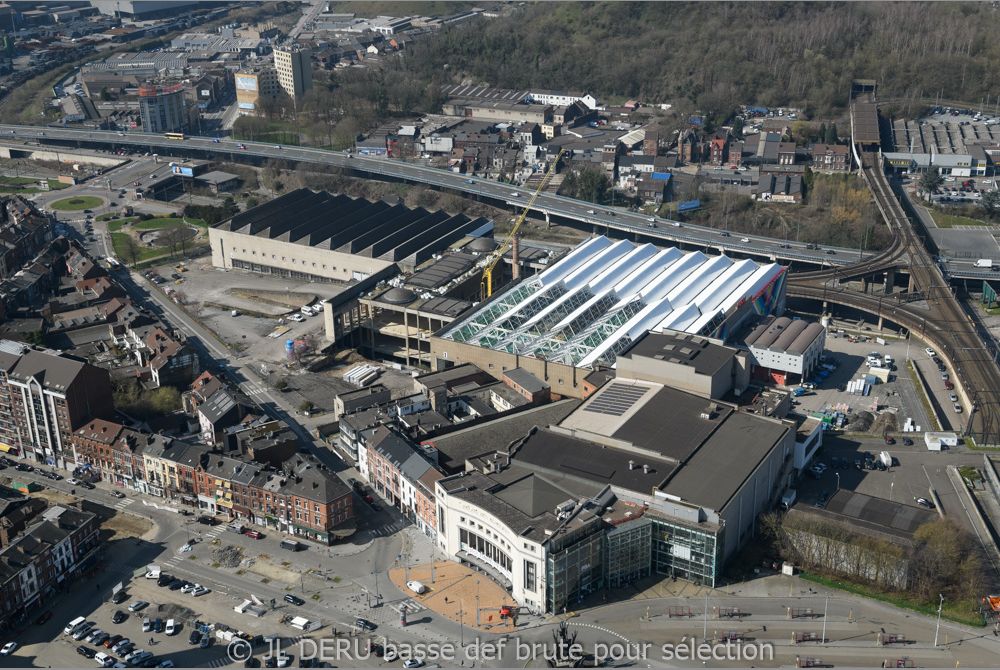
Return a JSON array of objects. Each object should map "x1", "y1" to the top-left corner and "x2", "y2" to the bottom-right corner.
[
  {"x1": 650, "y1": 516, "x2": 721, "y2": 587},
  {"x1": 545, "y1": 524, "x2": 605, "y2": 614}
]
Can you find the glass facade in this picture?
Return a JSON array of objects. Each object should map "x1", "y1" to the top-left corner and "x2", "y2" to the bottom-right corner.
[
  {"x1": 459, "y1": 528, "x2": 512, "y2": 574},
  {"x1": 650, "y1": 517, "x2": 720, "y2": 587},
  {"x1": 545, "y1": 526, "x2": 605, "y2": 614},
  {"x1": 606, "y1": 518, "x2": 652, "y2": 588}
]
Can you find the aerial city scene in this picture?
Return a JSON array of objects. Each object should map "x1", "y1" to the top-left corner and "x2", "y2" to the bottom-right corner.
[{"x1": 2, "y1": 0, "x2": 1000, "y2": 667}]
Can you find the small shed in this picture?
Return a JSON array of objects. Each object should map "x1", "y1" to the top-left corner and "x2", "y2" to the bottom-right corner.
[{"x1": 924, "y1": 431, "x2": 959, "y2": 451}]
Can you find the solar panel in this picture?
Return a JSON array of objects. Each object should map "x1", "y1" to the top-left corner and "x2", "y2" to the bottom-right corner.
[{"x1": 585, "y1": 382, "x2": 651, "y2": 416}]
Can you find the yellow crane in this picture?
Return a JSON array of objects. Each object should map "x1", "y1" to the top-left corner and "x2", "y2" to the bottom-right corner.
[{"x1": 481, "y1": 148, "x2": 565, "y2": 299}]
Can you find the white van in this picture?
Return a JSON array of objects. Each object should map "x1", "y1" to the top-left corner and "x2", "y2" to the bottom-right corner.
[
  {"x1": 94, "y1": 651, "x2": 113, "y2": 667},
  {"x1": 65, "y1": 616, "x2": 86, "y2": 635},
  {"x1": 165, "y1": 619, "x2": 177, "y2": 635},
  {"x1": 406, "y1": 580, "x2": 428, "y2": 595}
]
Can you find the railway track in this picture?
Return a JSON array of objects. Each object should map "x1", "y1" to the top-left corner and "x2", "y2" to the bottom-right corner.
[{"x1": 789, "y1": 146, "x2": 1000, "y2": 444}]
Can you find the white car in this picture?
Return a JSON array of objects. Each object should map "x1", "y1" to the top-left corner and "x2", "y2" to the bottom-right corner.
[
  {"x1": 403, "y1": 660, "x2": 424, "y2": 669},
  {"x1": 406, "y1": 580, "x2": 428, "y2": 595},
  {"x1": 925, "y1": 348, "x2": 936, "y2": 357},
  {"x1": 586, "y1": 209, "x2": 595, "y2": 214},
  {"x1": 165, "y1": 619, "x2": 177, "y2": 636},
  {"x1": 178, "y1": 543, "x2": 193, "y2": 553},
  {"x1": 272, "y1": 654, "x2": 292, "y2": 668},
  {"x1": 180, "y1": 583, "x2": 197, "y2": 594},
  {"x1": 288, "y1": 313, "x2": 305, "y2": 323},
  {"x1": 68, "y1": 477, "x2": 80, "y2": 485},
  {"x1": 740, "y1": 237, "x2": 750, "y2": 243},
  {"x1": 191, "y1": 586, "x2": 210, "y2": 597},
  {"x1": 510, "y1": 192, "x2": 520, "y2": 197},
  {"x1": 0, "y1": 642, "x2": 17, "y2": 655},
  {"x1": 300, "y1": 307, "x2": 314, "y2": 317}
]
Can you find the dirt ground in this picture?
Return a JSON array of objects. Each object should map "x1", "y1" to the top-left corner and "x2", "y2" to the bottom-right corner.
[
  {"x1": 102, "y1": 511, "x2": 154, "y2": 540},
  {"x1": 389, "y1": 560, "x2": 515, "y2": 633}
]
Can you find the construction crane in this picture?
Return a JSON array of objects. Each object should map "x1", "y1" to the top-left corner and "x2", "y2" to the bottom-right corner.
[{"x1": 481, "y1": 148, "x2": 565, "y2": 300}]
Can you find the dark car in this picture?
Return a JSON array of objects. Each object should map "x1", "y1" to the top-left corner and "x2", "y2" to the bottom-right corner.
[
  {"x1": 157, "y1": 574, "x2": 174, "y2": 587},
  {"x1": 169, "y1": 580, "x2": 184, "y2": 591},
  {"x1": 854, "y1": 458, "x2": 863, "y2": 470},
  {"x1": 884, "y1": 436, "x2": 896, "y2": 445},
  {"x1": 153, "y1": 618, "x2": 164, "y2": 634},
  {"x1": 112, "y1": 610, "x2": 128, "y2": 624},
  {"x1": 355, "y1": 618, "x2": 376, "y2": 631},
  {"x1": 110, "y1": 590, "x2": 128, "y2": 604},
  {"x1": 34, "y1": 611, "x2": 53, "y2": 626},
  {"x1": 284, "y1": 594, "x2": 305, "y2": 606},
  {"x1": 244, "y1": 658, "x2": 262, "y2": 668},
  {"x1": 196, "y1": 515, "x2": 217, "y2": 526},
  {"x1": 189, "y1": 630, "x2": 202, "y2": 646},
  {"x1": 77, "y1": 646, "x2": 96, "y2": 658},
  {"x1": 104, "y1": 635, "x2": 122, "y2": 649},
  {"x1": 80, "y1": 481, "x2": 95, "y2": 490},
  {"x1": 14, "y1": 463, "x2": 32, "y2": 472},
  {"x1": 903, "y1": 438, "x2": 914, "y2": 446},
  {"x1": 200, "y1": 635, "x2": 213, "y2": 649}
]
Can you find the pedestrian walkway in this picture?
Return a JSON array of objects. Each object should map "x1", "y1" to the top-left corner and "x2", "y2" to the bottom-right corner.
[
  {"x1": 388, "y1": 560, "x2": 515, "y2": 633},
  {"x1": 113, "y1": 497, "x2": 134, "y2": 511}
]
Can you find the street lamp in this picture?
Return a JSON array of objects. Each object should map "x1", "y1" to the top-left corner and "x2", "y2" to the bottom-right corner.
[
  {"x1": 835, "y1": 472, "x2": 840, "y2": 492},
  {"x1": 934, "y1": 593, "x2": 944, "y2": 646}
]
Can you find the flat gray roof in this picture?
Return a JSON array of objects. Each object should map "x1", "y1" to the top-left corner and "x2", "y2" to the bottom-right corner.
[{"x1": 621, "y1": 330, "x2": 736, "y2": 377}]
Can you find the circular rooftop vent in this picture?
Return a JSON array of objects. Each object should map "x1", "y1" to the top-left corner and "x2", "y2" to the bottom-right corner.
[
  {"x1": 381, "y1": 287, "x2": 416, "y2": 304},
  {"x1": 466, "y1": 237, "x2": 498, "y2": 252}
]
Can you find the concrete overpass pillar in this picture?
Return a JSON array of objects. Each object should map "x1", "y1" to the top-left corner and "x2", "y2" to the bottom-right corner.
[
  {"x1": 883, "y1": 268, "x2": 895, "y2": 295},
  {"x1": 861, "y1": 277, "x2": 870, "y2": 294},
  {"x1": 907, "y1": 273, "x2": 916, "y2": 293},
  {"x1": 544, "y1": 211, "x2": 551, "y2": 228},
  {"x1": 877, "y1": 315, "x2": 884, "y2": 330}
]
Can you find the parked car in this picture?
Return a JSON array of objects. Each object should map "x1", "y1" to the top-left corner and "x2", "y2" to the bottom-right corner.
[
  {"x1": 77, "y1": 645, "x2": 97, "y2": 658},
  {"x1": 104, "y1": 635, "x2": 123, "y2": 649},
  {"x1": 127, "y1": 601, "x2": 148, "y2": 613},
  {"x1": 34, "y1": 611, "x2": 53, "y2": 626},
  {"x1": 355, "y1": 618, "x2": 377, "y2": 631},
  {"x1": 915, "y1": 497, "x2": 936, "y2": 509},
  {"x1": 284, "y1": 594, "x2": 305, "y2": 606},
  {"x1": 903, "y1": 438, "x2": 914, "y2": 446},
  {"x1": 188, "y1": 630, "x2": 202, "y2": 646},
  {"x1": 243, "y1": 529, "x2": 263, "y2": 540},
  {"x1": 112, "y1": 611, "x2": 128, "y2": 625},
  {"x1": 1, "y1": 642, "x2": 18, "y2": 655},
  {"x1": 112, "y1": 491, "x2": 125, "y2": 499}
]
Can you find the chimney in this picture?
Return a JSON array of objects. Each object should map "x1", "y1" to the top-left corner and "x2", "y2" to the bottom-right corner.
[
  {"x1": 628, "y1": 460, "x2": 635, "y2": 471},
  {"x1": 511, "y1": 234, "x2": 521, "y2": 281}
]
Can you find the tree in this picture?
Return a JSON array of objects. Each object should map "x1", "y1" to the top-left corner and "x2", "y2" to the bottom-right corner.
[
  {"x1": 825, "y1": 123, "x2": 838, "y2": 144},
  {"x1": 159, "y1": 226, "x2": 188, "y2": 257},
  {"x1": 119, "y1": 234, "x2": 142, "y2": 268},
  {"x1": 982, "y1": 190, "x2": 1000, "y2": 219},
  {"x1": 918, "y1": 171, "x2": 944, "y2": 201}
]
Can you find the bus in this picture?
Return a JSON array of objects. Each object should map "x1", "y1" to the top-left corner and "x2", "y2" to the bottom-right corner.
[{"x1": 164, "y1": 132, "x2": 186, "y2": 140}]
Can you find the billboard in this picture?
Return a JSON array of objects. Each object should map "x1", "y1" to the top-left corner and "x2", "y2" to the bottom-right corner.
[
  {"x1": 171, "y1": 165, "x2": 194, "y2": 177},
  {"x1": 237, "y1": 102, "x2": 255, "y2": 110},
  {"x1": 235, "y1": 75, "x2": 258, "y2": 92}
]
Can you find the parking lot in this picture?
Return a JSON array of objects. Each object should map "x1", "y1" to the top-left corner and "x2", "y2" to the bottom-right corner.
[{"x1": 790, "y1": 330, "x2": 931, "y2": 435}]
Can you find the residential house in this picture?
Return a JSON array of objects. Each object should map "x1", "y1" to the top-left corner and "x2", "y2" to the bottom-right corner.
[
  {"x1": 197, "y1": 389, "x2": 252, "y2": 446},
  {"x1": 360, "y1": 425, "x2": 443, "y2": 539},
  {"x1": 0, "y1": 487, "x2": 47, "y2": 549},
  {"x1": 637, "y1": 177, "x2": 668, "y2": 205},
  {"x1": 516, "y1": 122, "x2": 540, "y2": 147},
  {"x1": 0, "y1": 505, "x2": 100, "y2": 630},
  {"x1": 810, "y1": 143, "x2": 850, "y2": 172},
  {"x1": 142, "y1": 327, "x2": 199, "y2": 388},
  {"x1": 757, "y1": 174, "x2": 804, "y2": 203},
  {"x1": 182, "y1": 370, "x2": 225, "y2": 413},
  {"x1": 777, "y1": 142, "x2": 797, "y2": 166},
  {"x1": 709, "y1": 137, "x2": 727, "y2": 166}
]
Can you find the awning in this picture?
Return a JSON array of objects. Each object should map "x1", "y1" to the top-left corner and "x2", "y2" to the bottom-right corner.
[
  {"x1": 0, "y1": 443, "x2": 15, "y2": 453},
  {"x1": 456, "y1": 550, "x2": 513, "y2": 590}
]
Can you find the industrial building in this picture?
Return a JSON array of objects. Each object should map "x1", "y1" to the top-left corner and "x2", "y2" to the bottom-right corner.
[
  {"x1": 744, "y1": 315, "x2": 826, "y2": 385},
  {"x1": 209, "y1": 189, "x2": 493, "y2": 284},
  {"x1": 435, "y1": 346, "x2": 795, "y2": 613},
  {"x1": 433, "y1": 236, "x2": 786, "y2": 397}
]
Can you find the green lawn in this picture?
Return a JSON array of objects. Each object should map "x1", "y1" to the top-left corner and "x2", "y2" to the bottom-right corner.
[
  {"x1": 133, "y1": 217, "x2": 207, "y2": 231},
  {"x1": 50, "y1": 195, "x2": 104, "y2": 211},
  {"x1": 97, "y1": 212, "x2": 117, "y2": 221},
  {"x1": 0, "y1": 177, "x2": 70, "y2": 192},
  {"x1": 801, "y1": 572, "x2": 985, "y2": 627},
  {"x1": 106, "y1": 217, "x2": 138, "y2": 232},
  {"x1": 931, "y1": 210, "x2": 992, "y2": 228},
  {"x1": 110, "y1": 232, "x2": 167, "y2": 264}
]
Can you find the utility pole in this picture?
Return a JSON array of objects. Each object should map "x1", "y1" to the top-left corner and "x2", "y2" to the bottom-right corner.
[
  {"x1": 822, "y1": 597, "x2": 829, "y2": 643},
  {"x1": 703, "y1": 592, "x2": 708, "y2": 641},
  {"x1": 934, "y1": 594, "x2": 944, "y2": 646}
]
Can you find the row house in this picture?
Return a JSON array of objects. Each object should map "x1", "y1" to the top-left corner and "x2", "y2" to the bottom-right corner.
[
  {"x1": 360, "y1": 425, "x2": 442, "y2": 540},
  {"x1": 191, "y1": 449, "x2": 354, "y2": 545},
  {"x1": 0, "y1": 341, "x2": 113, "y2": 467},
  {"x1": 0, "y1": 505, "x2": 100, "y2": 630},
  {"x1": 70, "y1": 419, "x2": 174, "y2": 494},
  {"x1": 182, "y1": 370, "x2": 225, "y2": 414},
  {"x1": 0, "y1": 197, "x2": 53, "y2": 281},
  {"x1": 0, "y1": 490, "x2": 47, "y2": 549}
]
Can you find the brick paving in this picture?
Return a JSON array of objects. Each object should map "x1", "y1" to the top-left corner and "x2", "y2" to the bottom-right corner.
[{"x1": 388, "y1": 560, "x2": 518, "y2": 633}]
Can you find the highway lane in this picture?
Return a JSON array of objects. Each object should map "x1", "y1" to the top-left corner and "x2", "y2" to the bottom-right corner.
[{"x1": 0, "y1": 123, "x2": 873, "y2": 267}]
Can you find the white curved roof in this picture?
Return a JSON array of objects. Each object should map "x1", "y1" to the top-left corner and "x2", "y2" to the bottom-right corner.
[{"x1": 442, "y1": 236, "x2": 786, "y2": 368}]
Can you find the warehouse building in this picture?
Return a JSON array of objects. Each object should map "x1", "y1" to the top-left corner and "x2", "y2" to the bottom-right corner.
[
  {"x1": 432, "y1": 236, "x2": 786, "y2": 397},
  {"x1": 209, "y1": 189, "x2": 493, "y2": 283},
  {"x1": 744, "y1": 315, "x2": 825, "y2": 385}
]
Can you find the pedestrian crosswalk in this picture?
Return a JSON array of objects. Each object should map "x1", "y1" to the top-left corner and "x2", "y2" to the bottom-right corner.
[
  {"x1": 240, "y1": 382, "x2": 269, "y2": 400},
  {"x1": 112, "y1": 497, "x2": 134, "y2": 511},
  {"x1": 370, "y1": 520, "x2": 406, "y2": 537}
]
